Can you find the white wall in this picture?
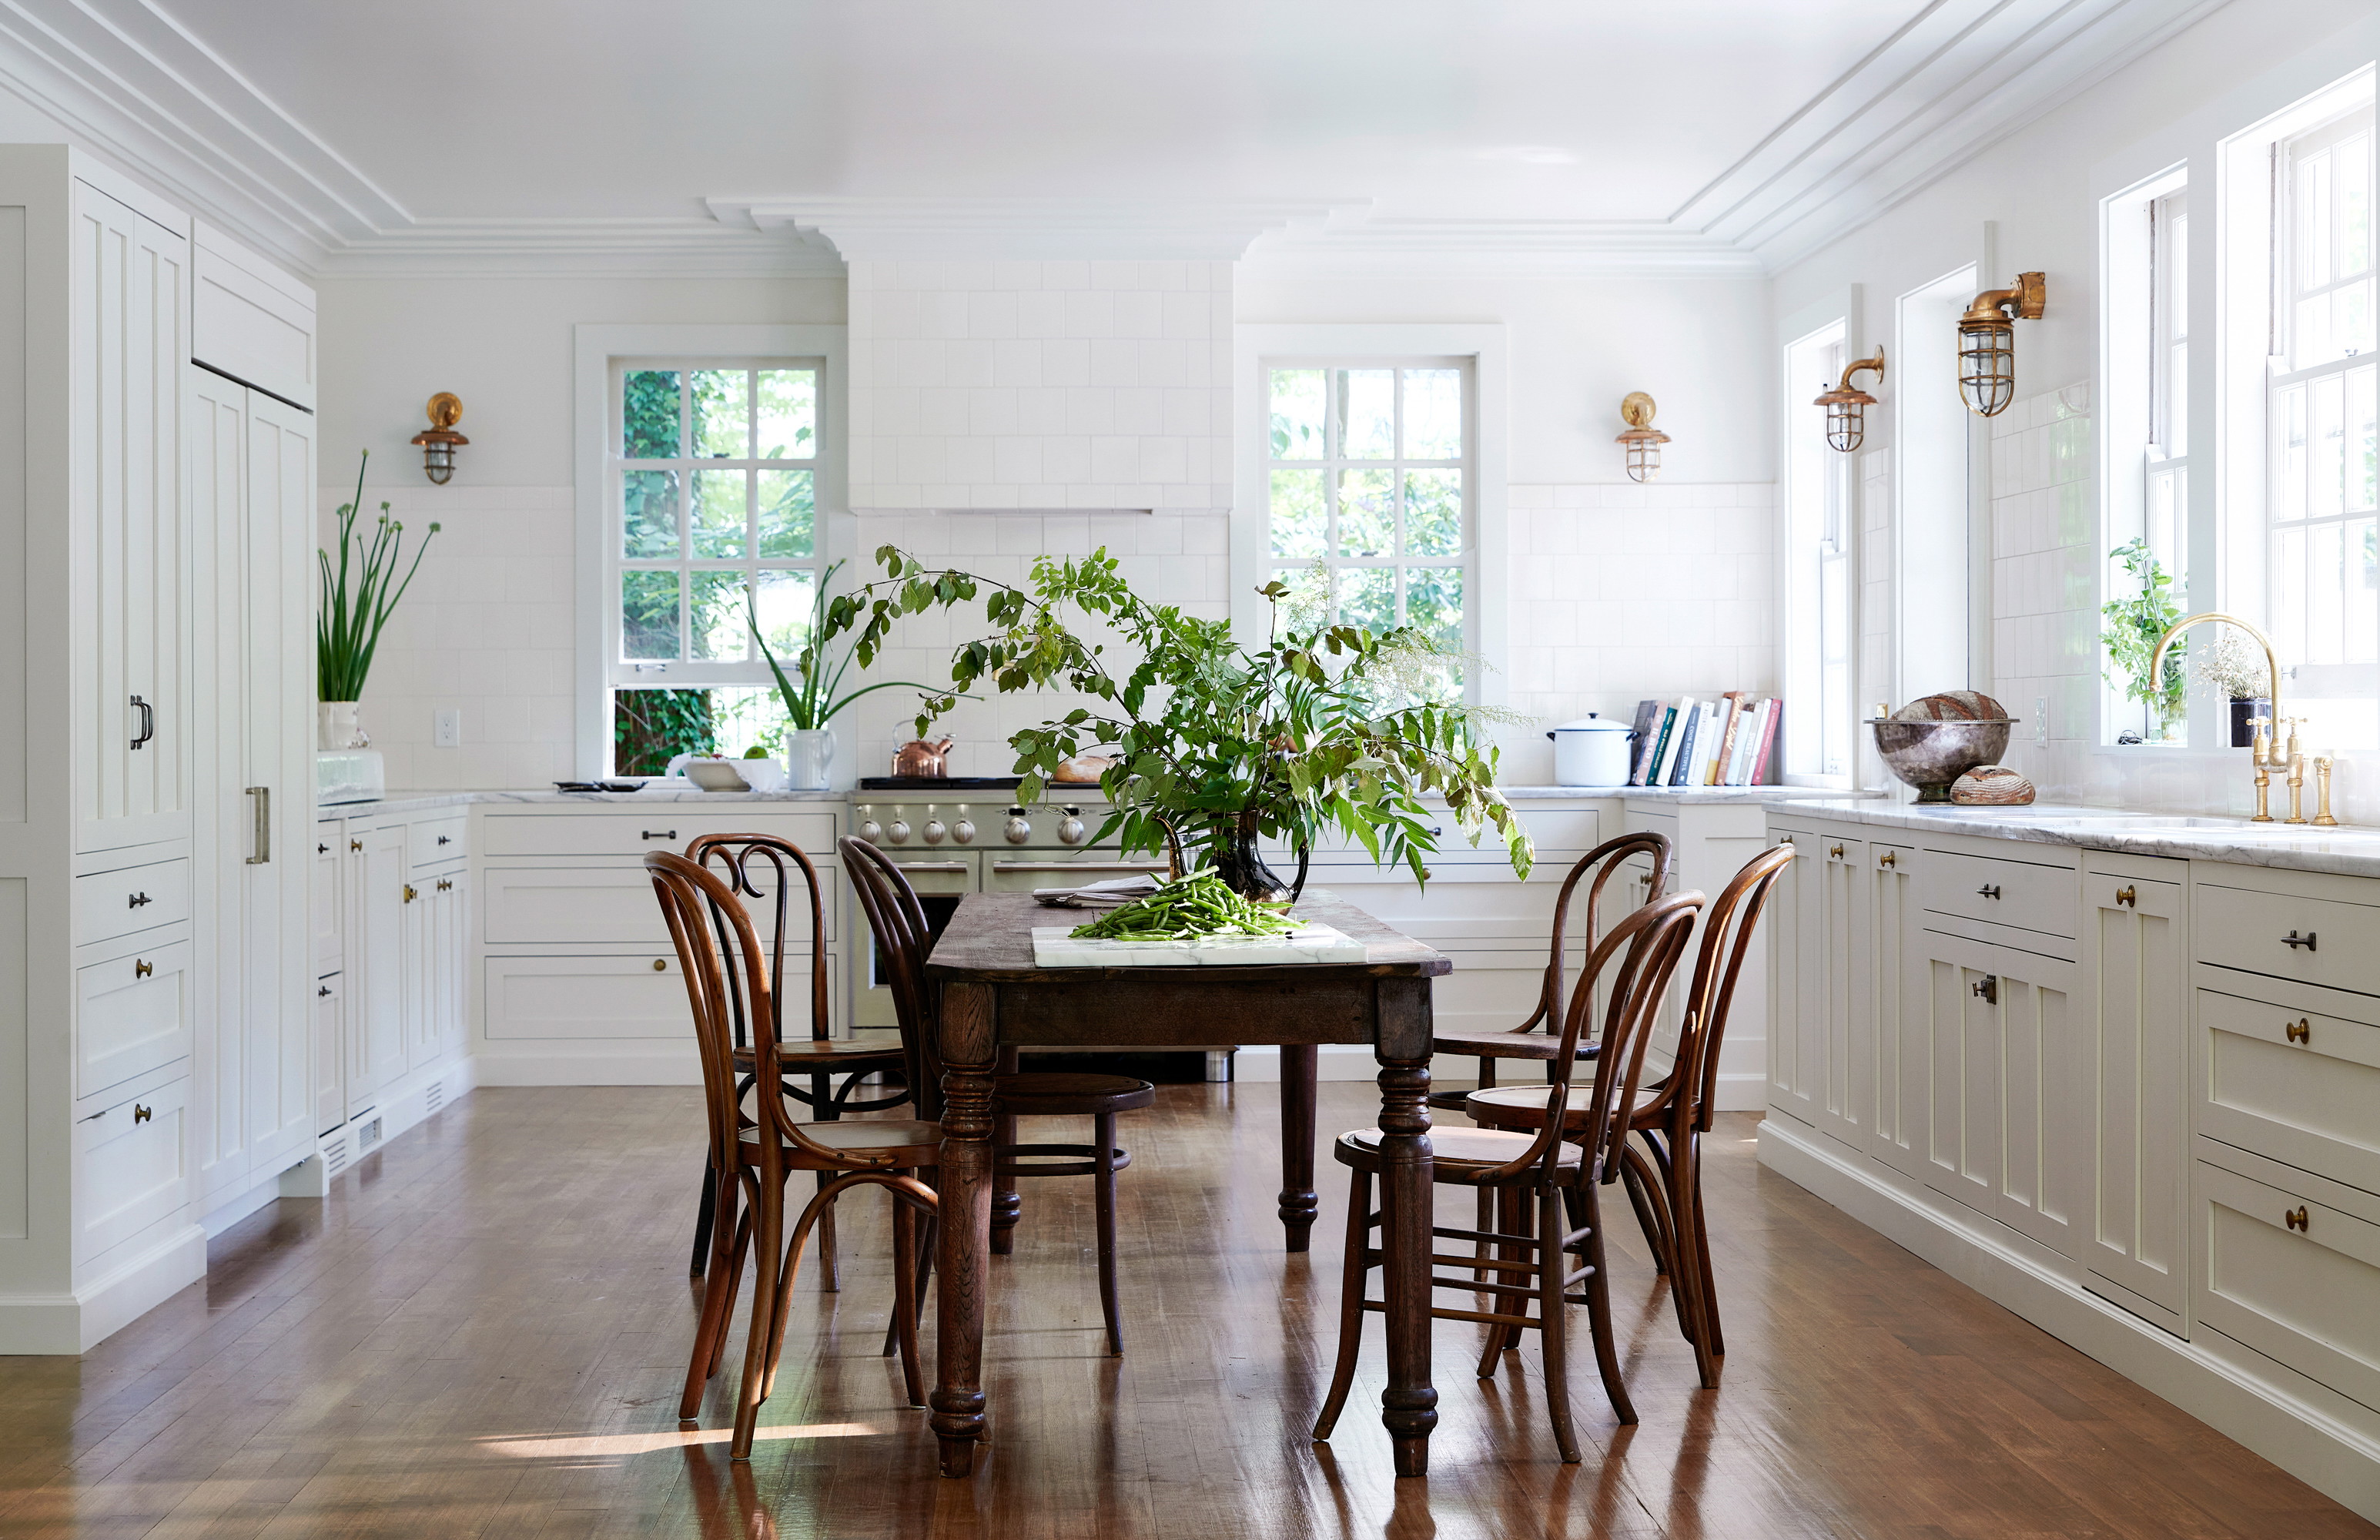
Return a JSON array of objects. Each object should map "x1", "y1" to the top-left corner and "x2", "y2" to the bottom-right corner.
[{"x1": 1772, "y1": 0, "x2": 2379, "y2": 815}]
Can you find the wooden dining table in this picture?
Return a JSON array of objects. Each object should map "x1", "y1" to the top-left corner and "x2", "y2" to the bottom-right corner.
[{"x1": 922, "y1": 888, "x2": 1453, "y2": 1478}]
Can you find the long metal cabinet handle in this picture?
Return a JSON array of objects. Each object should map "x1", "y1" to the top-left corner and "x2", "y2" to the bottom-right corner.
[
  {"x1": 246, "y1": 787, "x2": 270, "y2": 865},
  {"x1": 129, "y1": 695, "x2": 154, "y2": 751}
]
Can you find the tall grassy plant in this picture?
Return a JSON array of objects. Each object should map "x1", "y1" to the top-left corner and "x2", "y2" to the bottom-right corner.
[
  {"x1": 317, "y1": 451, "x2": 439, "y2": 701},
  {"x1": 748, "y1": 558, "x2": 950, "y2": 730}
]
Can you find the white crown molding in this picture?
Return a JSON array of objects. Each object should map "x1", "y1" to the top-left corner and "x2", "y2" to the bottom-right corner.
[
  {"x1": 707, "y1": 195, "x2": 1371, "y2": 262},
  {"x1": 1672, "y1": 0, "x2": 2233, "y2": 270},
  {"x1": 1243, "y1": 219, "x2": 1765, "y2": 279},
  {"x1": 314, "y1": 220, "x2": 847, "y2": 280}
]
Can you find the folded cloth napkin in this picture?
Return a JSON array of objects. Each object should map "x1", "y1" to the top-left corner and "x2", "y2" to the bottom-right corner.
[{"x1": 1031, "y1": 872, "x2": 1165, "y2": 908}]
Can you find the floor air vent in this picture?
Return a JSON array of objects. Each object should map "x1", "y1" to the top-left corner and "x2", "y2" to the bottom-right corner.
[
  {"x1": 356, "y1": 1116, "x2": 383, "y2": 1152},
  {"x1": 322, "y1": 1133, "x2": 349, "y2": 1177},
  {"x1": 425, "y1": 1080, "x2": 443, "y2": 1114}
]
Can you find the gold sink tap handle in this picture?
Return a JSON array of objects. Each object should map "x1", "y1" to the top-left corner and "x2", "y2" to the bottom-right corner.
[
  {"x1": 2315, "y1": 754, "x2": 2338, "y2": 827},
  {"x1": 2281, "y1": 718, "x2": 2309, "y2": 824},
  {"x1": 2151, "y1": 613, "x2": 2285, "y2": 822}
]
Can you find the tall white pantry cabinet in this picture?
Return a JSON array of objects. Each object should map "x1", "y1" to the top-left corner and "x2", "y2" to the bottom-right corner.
[{"x1": 0, "y1": 146, "x2": 316, "y2": 1352}]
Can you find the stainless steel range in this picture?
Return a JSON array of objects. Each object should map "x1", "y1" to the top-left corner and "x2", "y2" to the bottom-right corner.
[{"x1": 846, "y1": 790, "x2": 1167, "y2": 1027}]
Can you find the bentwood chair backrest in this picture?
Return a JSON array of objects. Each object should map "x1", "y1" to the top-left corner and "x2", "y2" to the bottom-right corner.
[
  {"x1": 1676, "y1": 842, "x2": 1796, "y2": 1135},
  {"x1": 682, "y1": 832, "x2": 833, "y2": 1049},
  {"x1": 839, "y1": 836, "x2": 944, "y2": 1116},
  {"x1": 646, "y1": 849, "x2": 896, "y2": 1173},
  {"x1": 1530, "y1": 832, "x2": 1673, "y2": 1036},
  {"x1": 1484, "y1": 889, "x2": 1702, "y2": 1186}
]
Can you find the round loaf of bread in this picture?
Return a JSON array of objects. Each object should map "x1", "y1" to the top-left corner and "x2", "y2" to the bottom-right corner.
[
  {"x1": 1949, "y1": 765, "x2": 2036, "y2": 805},
  {"x1": 1893, "y1": 690, "x2": 2010, "y2": 722}
]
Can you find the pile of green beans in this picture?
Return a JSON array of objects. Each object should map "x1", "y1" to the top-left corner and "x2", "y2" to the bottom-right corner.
[{"x1": 1067, "y1": 871, "x2": 1299, "y2": 941}]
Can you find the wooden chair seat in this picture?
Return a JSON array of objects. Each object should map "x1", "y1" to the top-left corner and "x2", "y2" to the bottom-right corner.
[
  {"x1": 993, "y1": 1072, "x2": 1157, "y2": 1116},
  {"x1": 738, "y1": 1120, "x2": 944, "y2": 1166},
  {"x1": 1337, "y1": 1125, "x2": 1583, "y2": 1181},
  {"x1": 733, "y1": 1040, "x2": 908, "y2": 1070},
  {"x1": 1428, "y1": 1027, "x2": 1602, "y2": 1062},
  {"x1": 1462, "y1": 1082, "x2": 1664, "y2": 1129}
]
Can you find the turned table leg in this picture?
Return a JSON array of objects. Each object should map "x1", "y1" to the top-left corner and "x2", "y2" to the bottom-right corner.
[
  {"x1": 932, "y1": 981, "x2": 998, "y2": 1477},
  {"x1": 1374, "y1": 978, "x2": 1438, "y2": 1478},
  {"x1": 990, "y1": 1045, "x2": 1022, "y2": 1254},
  {"x1": 1277, "y1": 1043, "x2": 1319, "y2": 1252}
]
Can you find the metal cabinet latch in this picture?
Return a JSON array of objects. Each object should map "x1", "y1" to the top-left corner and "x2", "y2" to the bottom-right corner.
[
  {"x1": 1977, "y1": 884, "x2": 2001, "y2": 899},
  {"x1": 2282, "y1": 930, "x2": 2318, "y2": 951},
  {"x1": 1971, "y1": 974, "x2": 1999, "y2": 1004}
]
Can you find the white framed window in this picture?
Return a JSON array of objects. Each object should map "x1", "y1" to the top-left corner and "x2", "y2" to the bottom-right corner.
[
  {"x1": 1782, "y1": 320, "x2": 1853, "y2": 783},
  {"x1": 1262, "y1": 360, "x2": 1473, "y2": 676},
  {"x1": 2100, "y1": 167, "x2": 2191, "y2": 745},
  {"x1": 573, "y1": 324, "x2": 848, "y2": 777},
  {"x1": 2268, "y1": 104, "x2": 2378, "y2": 748}
]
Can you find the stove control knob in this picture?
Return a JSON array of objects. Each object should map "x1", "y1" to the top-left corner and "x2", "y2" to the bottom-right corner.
[
  {"x1": 922, "y1": 816, "x2": 947, "y2": 845},
  {"x1": 887, "y1": 819, "x2": 912, "y2": 845},
  {"x1": 1003, "y1": 806, "x2": 1033, "y2": 845},
  {"x1": 952, "y1": 813, "x2": 976, "y2": 845},
  {"x1": 1057, "y1": 806, "x2": 1087, "y2": 846},
  {"x1": 857, "y1": 808, "x2": 882, "y2": 843}
]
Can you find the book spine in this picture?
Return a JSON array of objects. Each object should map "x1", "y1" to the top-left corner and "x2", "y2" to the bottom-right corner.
[
  {"x1": 1625, "y1": 699, "x2": 1661, "y2": 785},
  {"x1": 1710, "y1": 692, "x2": 1746, "y2": 785},
  {"x1": 1644, "y1": 702, "x2": 1679, "y2": 785},
  {"x1": 1750, "y1": 699, "x2": 1782, "y2": 784},
  {"x1": 1667, "y1": 703, "x2": 1701, "y2": 786},
  {"x1": 1725, "y1": 698, "x2": 1760, "y2": 785}
]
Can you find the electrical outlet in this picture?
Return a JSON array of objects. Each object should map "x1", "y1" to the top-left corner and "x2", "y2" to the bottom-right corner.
[
  {"x1": 2034, "y1": 696, "x2": 2050, "y2": 746},
  {"x1": 433, "y1": 708, "x2": 462, "y2": 748}
]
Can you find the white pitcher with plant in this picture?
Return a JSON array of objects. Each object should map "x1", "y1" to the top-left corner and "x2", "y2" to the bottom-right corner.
[{"x1": 317, "y1": 450, "x2": 438, "y2": 750}]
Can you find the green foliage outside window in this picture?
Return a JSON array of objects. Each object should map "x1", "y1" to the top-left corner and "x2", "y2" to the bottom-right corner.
[
  {"x1": 2100, "y1": 536, "x2": 2186, "y2": 737},
  {"x1": 614, "y1": 688, "x2": 715, "y2": 775}
]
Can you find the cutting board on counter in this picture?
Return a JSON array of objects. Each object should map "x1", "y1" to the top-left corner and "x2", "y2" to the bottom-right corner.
[{"x1": 1029, "y1": 923, "x2": 1369, "y2": 969}]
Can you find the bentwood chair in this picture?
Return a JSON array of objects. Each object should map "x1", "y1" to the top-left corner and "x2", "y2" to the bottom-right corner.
[
  {"x1": 1423, "y1": 832, "x2": 1673, "y2": 1116},
  {"x1": 1314, "y1": 889, "x2": 1703, "y2": 1461},
  {"x1": 1463, "y1": 842, "x2": 1794, "y2": 1388},
  {"x1": 681, "y1": 833, "x2": 912, "y2": 1289},
  {"x1": 648, "y1": 850, "x2": 941, "y2": 1461},
  {"x1": 842, "y1": 835, "x2": 1154, "y2": 1354}
]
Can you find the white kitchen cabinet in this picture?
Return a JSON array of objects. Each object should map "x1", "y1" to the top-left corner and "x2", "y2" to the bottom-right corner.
[
  {"x1": 312, "y1": 973, "x2": 343, "y2": 1137},
  {"x1": 189, "y1": 342, "x2": 315, "y2": 1214},
  {"x1": 2080, "y1": 852, "x2": 2188, "y2": 1333},
  {"x1": 1866, "y1": 839, "x2": 1924, "y2": 1178},
  {"x1": 1766, "y1": 820, "x2": 1870, "y2": 1140},
  {"x1": 349, "y1": 822, "x2": 408, "y2": 1110}
]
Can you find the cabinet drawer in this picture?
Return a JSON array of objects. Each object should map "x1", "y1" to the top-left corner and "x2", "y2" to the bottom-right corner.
[
  {"x1": 2198, "y1": 882, "x2": 2380, "y2": 996},
  {"x1": 485, "y1": 952, "x2": 837, "y2": 1040},
  {"x1": 408, "y1": 815, "x2": 467, "y2": 868},
  {"x1": 480, "y1": 811, "x2": 837, "y2": 859},
  {"x1": 2201, "y1": 987, "x2": 2380, "y2": 1197},
  {"x1": 484, "y1": 865, "x2": 836, "y2": 946},
  {"x1": 1920, "y1": 848, "x2": 2076, "y2": 939},
  {"x1": 77, "y1": 939, "x2": 192, "y2": 1099},
  {"x1": 79, "y1": 1074, "x2": 190, "y2": 1261},
  {"x1": 74, "y1": 857, "x2": 190, "y2": 945},
  {"x1": 2195, "y1": 1156, "x2": 2380, "y2": 1415}
]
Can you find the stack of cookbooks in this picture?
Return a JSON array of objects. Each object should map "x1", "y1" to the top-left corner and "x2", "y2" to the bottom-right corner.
[{"x1": 1624, "y1": 693, "x2": 1782, "y2": 787}]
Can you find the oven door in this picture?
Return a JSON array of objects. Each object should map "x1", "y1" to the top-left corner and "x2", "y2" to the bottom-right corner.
[
  {"x1": 983, "y1": 855, "x2": 1171, "y2": 893},
  {"x1": 849, "y1": 855, "x2": 977, "y2": 1029}
]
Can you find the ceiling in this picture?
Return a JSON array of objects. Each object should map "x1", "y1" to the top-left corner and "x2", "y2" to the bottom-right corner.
[{"x1": 0, "y1": 0, "x2": 2226, "y2": 273}]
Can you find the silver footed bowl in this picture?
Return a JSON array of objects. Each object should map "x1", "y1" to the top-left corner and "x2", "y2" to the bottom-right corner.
[{"x1": 1868, "y1": 718, "x2": 2017, "y2": 804}]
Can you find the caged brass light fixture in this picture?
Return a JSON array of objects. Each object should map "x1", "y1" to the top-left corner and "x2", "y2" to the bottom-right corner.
[
  {"x1": 1814, "y1": 346, "x2": 1886, "y2": 453},
  {"x1": 410, "y1": 393, "x2": 469, "y2": 484},
  {"x1": 1956, "y1": 273, "x2": 2046, "y2": 418},
  {"x1": 1615, "y1": 392, "x2": 1669, "y2": 483}
]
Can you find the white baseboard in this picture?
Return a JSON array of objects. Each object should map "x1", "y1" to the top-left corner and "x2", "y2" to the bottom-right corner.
[
  {"x1": 1230, "y1": 1045, "x2": 1391, "y2": 1083},
  {"x1": 1758, "y1": 1114, "x2": 2380, "y2": 1526},
  {"x1": 199, "y1": 1171, "x2": 286, "y2": 1237},
  {"x1": 0, "y1": 1220, "x2": 209, "y2": 1354},
  {"x1": 1712, "y1": 1070, "x2": 1766, "y2": 1112},
  {"x1": 473, "y1": 1043, "x2": 699, "y2": 1086}
]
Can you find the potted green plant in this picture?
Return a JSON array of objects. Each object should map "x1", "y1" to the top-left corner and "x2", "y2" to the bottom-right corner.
[
  {"x1": 2100, "y1": 537, "x2": 2184, "y2": 742},
  {"x1": 817, "y1": 546, "x2": 1531, "y2": 896},
  {"x1": 748, "y1": 558, "x2": 955, "y2": 790},
  {"x1": 317, "y1": 450, "x2": 437, "y2": 750}
]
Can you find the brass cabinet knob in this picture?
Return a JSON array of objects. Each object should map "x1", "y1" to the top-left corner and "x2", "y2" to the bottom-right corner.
[
  {"x1": 350, "y1": 839, "x2": 362, "y2": 852},
  {"x1": 1778, "y1": 834, "x2": 1794, "y2": 845},
  {"x1": 436, "y1": 878, "x2": 453, "y2": 892},
  {"x1": 2114, "y1": 886, "x2": 2137, "y2": 907},
  {"x1": 652, "y1": 959, "x2": 667, "y2": 972},
  {"x1": 2285, "y1": 1207, "x2": 2310, "y2": 1232},
  {"x1": 134, "y1": 958, "x2": 152, "y2": 978},
  {"x1": 1829, "y1": 843, "x2": 1846, "y2": 859},
  {"x1": 2287, "y1": 1018, "x2": 2311, "y2": 1044},
  {"x1": 1878, "y1": 851, "x2": 1896, "y2": 868},
  {"x1": 403, "y1": 885, "x2": 417, "y2": 903},
  {"x1": 133, "y1": 1103, "x2": 152, "y2": 1124}
]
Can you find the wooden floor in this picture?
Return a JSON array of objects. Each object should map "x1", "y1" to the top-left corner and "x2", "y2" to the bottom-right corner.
[{"x1": 2, "y1": 1083, "x2": 2371, "y2": 1539}]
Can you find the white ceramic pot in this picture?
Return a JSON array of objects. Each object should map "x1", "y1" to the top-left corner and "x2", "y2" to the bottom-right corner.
[
  {"x1": 785, "y1": 728, "x2": 835, "y2": 792},
  {"x1": 316, "y1": 700, "x2": 369, "y2": 752},
  {"x1": 1545, "y1": 714, "x2": 1635, "y2": 787}
]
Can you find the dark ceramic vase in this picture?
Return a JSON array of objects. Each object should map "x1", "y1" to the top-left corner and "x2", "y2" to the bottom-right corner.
[
  {"x1": 2231, "y1": 697, "x2": 2272, "y2": 748},
  {"x1": 1204, "y1": 811, "x2": 1307, "y2": 904}
]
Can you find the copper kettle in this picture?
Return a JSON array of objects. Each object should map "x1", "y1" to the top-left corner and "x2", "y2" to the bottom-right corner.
[{"x1": 891, "y1": 737, "x2": 954, "y2": 778}]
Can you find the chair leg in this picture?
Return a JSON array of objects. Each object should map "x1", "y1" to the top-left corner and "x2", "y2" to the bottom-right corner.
[
  {"x1": 729, "y1": 1170, "x2": 785, "y2": 1461},
  {"x1": 1617, "y1": 1140, "x2": 1675, "y2": 1279},
  {"x1": 1477, "y1": 1184, "x2": 1517, "y2": 1380},
  {"x1": 1576, "y1": 1177, "x2": 1637, "y2": 1427},
  {"x1": 1538, "y1": 1180, "x2": 1582, "y2": 1464},
  {"x1": 708, "y1": 1206, "x2": 752, "y2": 1382},
  {"x1": 1312, "y1": 1167, "x2": 1373, "y2": 1441},
  {"x1": 1094, "y1": 1112, "x2": 1123, "y2": 1356},
  {"x1": 890, "y1": 1187, "x2": 927, "y2": 1408},
  {"x1": 690, "y1": 1157, "x2": 720, "y2": 1277},
  {"x1": 1473, "y1": 1184, "x2": 1493, "y2": 1284},
  {"x1": 811, "y1": 1074, "x2": 842, "y2": 1293},
  {"x1": 1676, "y1": 1130, "x2": 1723, "y2": 1384},
  {"x1": 680, "y1": 1167, "x2": 742, "y2": 1420}
]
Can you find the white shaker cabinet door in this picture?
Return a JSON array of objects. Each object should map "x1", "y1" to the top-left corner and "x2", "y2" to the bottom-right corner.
[
  {"x1": 2081, "y1": 859, "x2": 2188, "y2": 1334},
  {"x1": 72, "y1": 179, "x2": 189, "y2": 852},
  {"x1": 1867, "y1": 841, "x2": 1926, "y2": 1180},
  {"x1": 349, "y1": 825, "x2": 407, "y2": 1109}
]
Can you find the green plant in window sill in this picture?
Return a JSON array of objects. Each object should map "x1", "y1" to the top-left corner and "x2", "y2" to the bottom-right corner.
[
  {"x1": 2100, "y1": 536, "x2": 2185, "y2": 737},
  {"x1": 835, "y1": 545, "x2": 1529, "y2": 899},
  {"x1": 317, "y1": 450, "x2": 439, "y2": 702},
  {"x1": 747, "y1": 558, "x2": 962, "y2": 732}
]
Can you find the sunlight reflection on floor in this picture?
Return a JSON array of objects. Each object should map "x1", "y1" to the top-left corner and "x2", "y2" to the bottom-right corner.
[{"x1": 478, "y1": 1424, "x2": 881, "y2": 1458}]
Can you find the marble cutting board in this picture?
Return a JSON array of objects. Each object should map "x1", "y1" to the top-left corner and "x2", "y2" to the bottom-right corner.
[{"x1": 1030, "y1": 922, "x2": 1369, "y2": 968}]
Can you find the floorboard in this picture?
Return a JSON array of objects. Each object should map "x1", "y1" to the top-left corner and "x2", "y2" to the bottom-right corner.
[{"x1": 0, "y1": 1084, "x2": 2368, "y2": 1539}]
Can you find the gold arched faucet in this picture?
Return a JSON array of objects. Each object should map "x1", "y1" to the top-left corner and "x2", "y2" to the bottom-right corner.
[{"x1": 2149, "y1": 613, "x2": 2315, "y2": 825}]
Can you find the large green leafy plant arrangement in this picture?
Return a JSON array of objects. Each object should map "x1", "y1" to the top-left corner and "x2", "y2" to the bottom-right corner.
[{"x1": 817, "y1": 545, "x2": 1531, "y2": 893}]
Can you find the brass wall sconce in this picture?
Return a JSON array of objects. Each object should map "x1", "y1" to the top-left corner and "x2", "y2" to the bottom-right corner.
[
  {"x1": 1957, "y1": 273, "x2": 2045, "y2": 418},
  {"x1": 1814, "y1": 347, "x2": 1886, "y2": 453},
  {"x1": 1615, "y1": 392, "x2": 1668, "y2": 483},
  {"x1": 410, "y1": 393, "x2": 468, "y2": 484}
]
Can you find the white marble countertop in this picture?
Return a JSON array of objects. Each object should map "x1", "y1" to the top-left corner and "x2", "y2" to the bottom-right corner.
[{"x1": 1758, "y1": 795, "x2": 2380, "y2": 878}]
